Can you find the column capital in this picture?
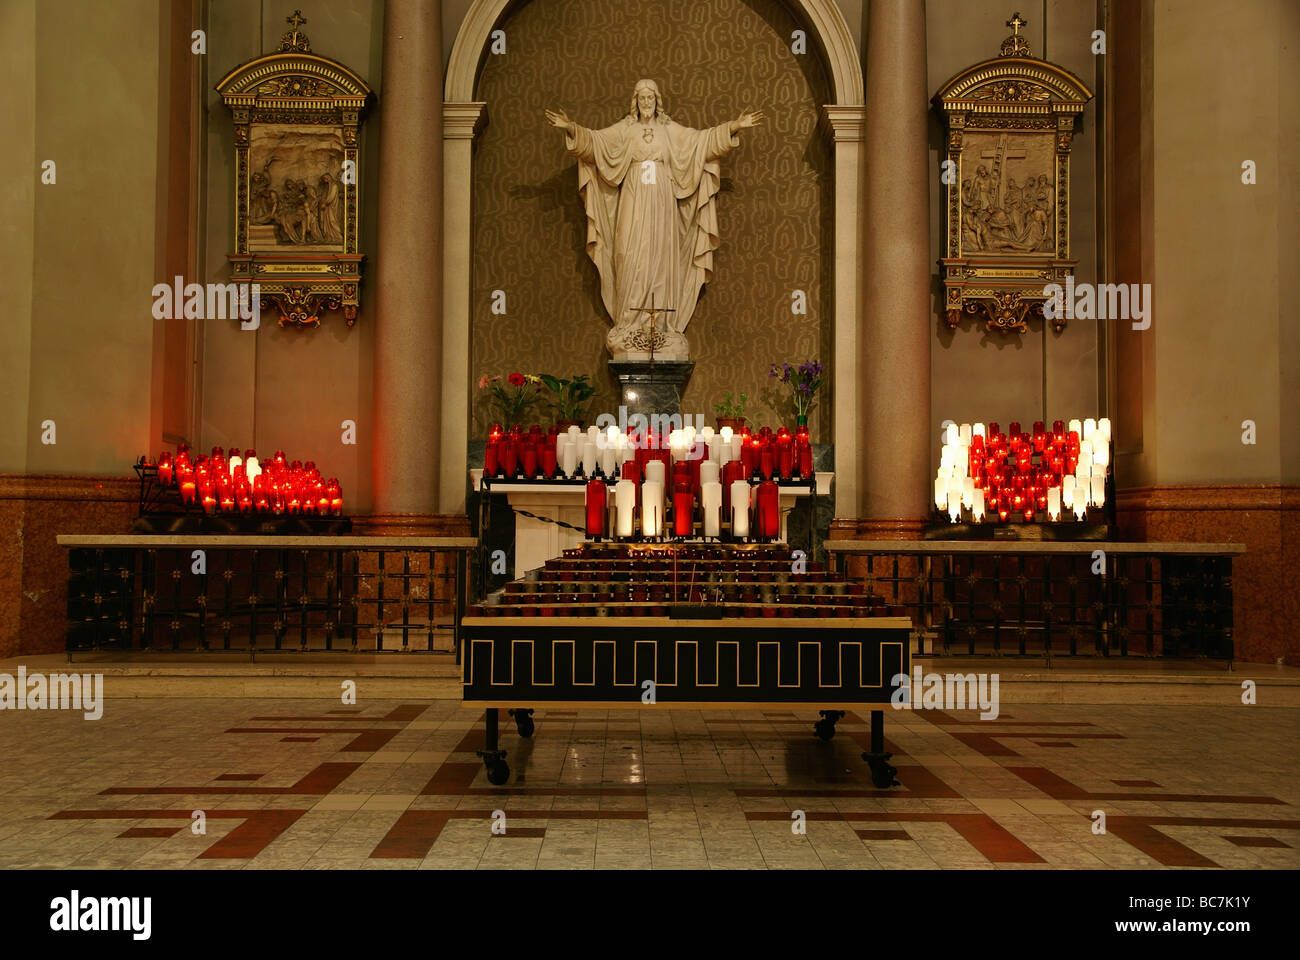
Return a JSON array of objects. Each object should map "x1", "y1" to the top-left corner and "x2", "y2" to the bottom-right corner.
[
  {"x1": 443, "y1": 102, "x2": 487, "y2": 140},
  {"x1": 819, "y1": 104, "x2": 867, "y2": 143}
]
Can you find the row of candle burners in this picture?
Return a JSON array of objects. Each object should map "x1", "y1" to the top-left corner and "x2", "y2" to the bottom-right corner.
[
  {"x1": 492, "y1": 588, "x2": 882, "y2": 605},
  {"x1": 470, "y1": 601, "x2": 894, "y2": 619},
  {"x1": 540, "y1": 561, "x2": 829, "y2": 574},
  {"x1": 511, "y1": 578, "x2": 866, "y2": 594},
  {"x1": 522, "y1": 573, "x2": 851, "y2": 588},
  {"x1": 559, "y1": 549, "x2": 804, "y2": 562}
]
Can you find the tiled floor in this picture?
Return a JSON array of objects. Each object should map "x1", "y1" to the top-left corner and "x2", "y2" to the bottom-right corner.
[{"x1": 0, "y1": 698, "x2": 1297, "y2": 869}]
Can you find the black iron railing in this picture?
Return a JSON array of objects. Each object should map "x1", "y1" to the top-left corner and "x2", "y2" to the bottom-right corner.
[
  {"x1": 824, "y1": 540, "x2": 1243, "y2": 659},
  {"x1": 59, "y1": 536, "x2": 477, "y2": 657}
]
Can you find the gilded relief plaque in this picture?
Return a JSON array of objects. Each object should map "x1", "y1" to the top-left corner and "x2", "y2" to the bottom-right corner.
[
  {"x1": 216, "y1": 11, "x2": 372, "y2": 327},
  {"x1": 933, "y1": 13, "x2": 1092, "y2": 334}
]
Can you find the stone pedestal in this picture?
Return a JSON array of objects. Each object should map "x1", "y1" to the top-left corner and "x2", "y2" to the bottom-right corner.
[{"x1": 609, "y1": 361, "x2": 695, "y2": 420}]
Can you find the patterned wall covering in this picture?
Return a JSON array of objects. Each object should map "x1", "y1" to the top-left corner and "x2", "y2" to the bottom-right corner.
[{"x1": 471, "y1": 0, "x2": 833, "y2": 441}]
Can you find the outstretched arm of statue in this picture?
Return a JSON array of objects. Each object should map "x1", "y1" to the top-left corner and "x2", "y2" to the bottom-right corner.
[
  {"x1": 545, "y1": 108, "x2": 577, "y2": 137},
  {"x1": 728, "y1": 109, "x2": 765, "y2": 135}
]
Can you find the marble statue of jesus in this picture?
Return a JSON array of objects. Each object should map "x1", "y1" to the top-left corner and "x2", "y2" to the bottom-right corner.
[{"x1": 546, "y1": 80, "x2": 763, "y2": 361}]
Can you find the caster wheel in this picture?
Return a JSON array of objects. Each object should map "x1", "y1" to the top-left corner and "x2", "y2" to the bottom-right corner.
[
  {"x1": 516, "y1": 716, "x2": 535, "y2": 738},
  {"x1": 865, "y1": 754, "x2": 899, "y2": 789},
  {"x1": 486, "y1": 759, "x2": 510, "y2": 785},
  {"x1": 813, "y1": 720, "x2": 835, "y2": 741}
]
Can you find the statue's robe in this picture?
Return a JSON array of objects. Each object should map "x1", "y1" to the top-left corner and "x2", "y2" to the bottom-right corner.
[{"x1": 566, "y1": 114, "x2": 737, "y2": 345}]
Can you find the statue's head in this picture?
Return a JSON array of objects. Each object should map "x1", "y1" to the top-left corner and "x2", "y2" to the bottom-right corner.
[{"x1": 630, "y1": 79, "x2": 665, "y2": 121}]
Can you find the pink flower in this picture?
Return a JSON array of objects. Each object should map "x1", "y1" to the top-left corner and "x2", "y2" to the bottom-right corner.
[{"x1": 477, "y1": 374, "x2": 494, "y2": 389}]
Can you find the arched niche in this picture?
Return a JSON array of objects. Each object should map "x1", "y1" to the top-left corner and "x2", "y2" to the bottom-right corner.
[{"x1": 438, "y1": 0, "x2": 866, "y2": 515}]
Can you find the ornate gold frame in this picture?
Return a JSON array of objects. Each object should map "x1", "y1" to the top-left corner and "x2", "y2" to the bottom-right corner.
[
  {"x1": 215, "y1": 11, "x2": 372, "y2": 327},
  {"x1": 933, "y1": 13, "x2": 1092, "y2": 334}
]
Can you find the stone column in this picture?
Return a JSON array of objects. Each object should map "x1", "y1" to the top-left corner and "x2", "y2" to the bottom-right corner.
[
  {"x1": 439, "y1": 102, "x2": 486, "y2": 517},
  {"x1": 370, "y1": 0, "x2": 443, "y2": 531},
  {"x1": 822, "y1": 106, "x2": 866, "y2": 531},
  {"x1": 860, "y1": 0, "x2": 931, "y2": 537}
]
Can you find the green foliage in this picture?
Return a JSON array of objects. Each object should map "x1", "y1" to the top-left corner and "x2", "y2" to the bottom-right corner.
[
  {"x1": 712, "y1": 391, "x2": 748, "y2": 418},
  {"x1": 539, "y1": 374, "x2": 596, "y2": 420}
]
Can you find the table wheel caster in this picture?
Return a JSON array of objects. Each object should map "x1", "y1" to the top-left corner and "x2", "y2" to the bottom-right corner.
[
  {"x1": 862, "y1": 751, "x2": 899, "y2": 789},
  {"x1": 477, "y1": 747, "x2": 509, "y2": 785},
  {"x1": 814, "y1": 710, "x2": 845, "y2": 741},
  {"x1": 510, "y1": 708, "x2": 535, "y2": 738}
]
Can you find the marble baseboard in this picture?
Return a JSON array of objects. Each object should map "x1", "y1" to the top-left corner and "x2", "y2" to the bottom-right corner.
[{"x1": 0, "y1": 474, "x2": 138, "y2": 659}]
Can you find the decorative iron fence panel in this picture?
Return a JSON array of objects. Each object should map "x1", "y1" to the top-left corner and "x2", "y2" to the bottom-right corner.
[
  {"x1": 825, "y1": 541, "x2": 1241, "y2": 659},
  {"x1": 59, "y1": 537, "x2": 477, "y2": 656}
]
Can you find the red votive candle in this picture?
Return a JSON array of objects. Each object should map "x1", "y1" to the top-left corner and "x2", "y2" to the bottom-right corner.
[
  {"x1": 505, "y1": 437, "x2": 522, "y2": 477},
  {"x1": 795, "y1": 425, "x2": 812, "y2": 477},
  {"x1": 522, "y1": 442, "x2": 538, "y2": 479},
  {"x1": 327, "y1": 478, "x2": 342, "y2": 516},
  {"x1": 673, "y1": 490, "x2": 693, "y2": 537},
  {"x1": 484, "y1": 441, "x2": 499, "y2": 477},
  {"x1": 743, "y1": 438, "x2": 761, "y2": 478},
  {"x1": 541, "y1": 444, "x2": 557, "y2": 479},
  {"x1": 759, "y1": 447, "x2": 774, "y2": 481},
  {"x1": 585, "y1": 478, "x2": 606, "y2": 537},
  {"x1": 756, "y1": 481, "x2": 780, "y2": 538}
]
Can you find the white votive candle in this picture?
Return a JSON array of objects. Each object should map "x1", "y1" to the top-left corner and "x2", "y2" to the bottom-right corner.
[
  {"x1": 1090, "y1": 475, "x2": 1105, "y2": 508},
  {"x1": 614, "y1": 480, "x2": 635, "y2": 537},
  {"x1": 701, "y1": 481, "x2": 722, "y2": 538},
  {"x1": 730, "y1": 480, "x2": 750, "y2": 537},
  {"x1": 641, "y1": 482, "x2": 663, "y2": 537},
  {"x1": 644, "y1": 459, "x2": 665, "y2": 486},
  {"x1": 700, "y1": 461, "x2": 719, "y2": 486},
  {"x1": 561, "y1": 439, "x2": 577, "y2": 478},
  {"x1": 1047, "y1": 487, "x2": 1061, "y2": 521}
]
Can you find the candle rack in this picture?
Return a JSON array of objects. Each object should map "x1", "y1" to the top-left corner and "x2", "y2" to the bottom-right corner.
[{"x1": 132, "y1": 456, "x2": 351, "y2": 535}]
